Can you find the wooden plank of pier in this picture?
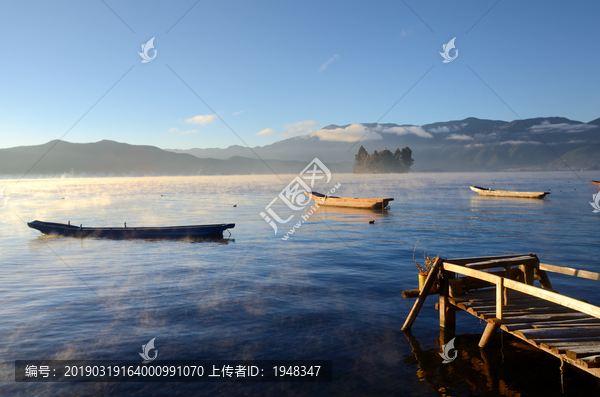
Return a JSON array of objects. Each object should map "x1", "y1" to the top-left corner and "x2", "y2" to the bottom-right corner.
[{"x1": 446, "y1": 288, "x2": 600, "y2": 376}]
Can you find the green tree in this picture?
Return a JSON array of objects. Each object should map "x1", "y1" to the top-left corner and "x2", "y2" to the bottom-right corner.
[
  {"x1": 353, "y1": 146, "x2": 413, "y2": 173},
  {"x1": 367, "y1": 150, "x2": 381, "y2": 173},
  {"x1": 353, "y1": 146, "x2": 369, "y2": 173},
  {"x1": 400, "y1": 147, "x2": 414, "y2": 170},
  {"x1": 378, "y1": 148, "x2": 396, "y2": 173}
]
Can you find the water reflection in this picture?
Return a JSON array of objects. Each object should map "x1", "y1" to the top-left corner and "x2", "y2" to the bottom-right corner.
[
  {"x1": 312, "y1": 205, "x2": 392, "y2": 224},
  {"x1": 29, "y1": 234, "x2": 235, "y2": 245},
  {"x1": 469, "y1": 196, "x2": 548, "y2": 207},
  {"x1": 403, "y1": 331, "x2": 600, "y2": 396}
]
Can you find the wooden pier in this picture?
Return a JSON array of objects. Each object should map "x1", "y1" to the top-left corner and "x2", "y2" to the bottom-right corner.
[{"x1": 402, "y1": 253, "x2": 600, "y2": 378}]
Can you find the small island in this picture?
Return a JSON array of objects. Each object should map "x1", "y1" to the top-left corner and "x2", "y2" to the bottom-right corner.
[{"x1": 353, "y1": 146, "x2": 413, "y2": 173}]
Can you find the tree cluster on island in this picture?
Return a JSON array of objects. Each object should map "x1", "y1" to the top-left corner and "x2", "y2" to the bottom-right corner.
[{"x1": 353, "y1": 146, "x2": 413, "y2": 173}]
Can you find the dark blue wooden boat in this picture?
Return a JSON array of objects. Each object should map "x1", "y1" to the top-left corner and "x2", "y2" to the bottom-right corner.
[{"x1": 27, "y1": 220, "x2": 235, "y2": 239}]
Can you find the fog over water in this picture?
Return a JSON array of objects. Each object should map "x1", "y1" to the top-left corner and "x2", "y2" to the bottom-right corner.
[{"x1": 0, "y1": 172, "x2": 599, "y2": 396}]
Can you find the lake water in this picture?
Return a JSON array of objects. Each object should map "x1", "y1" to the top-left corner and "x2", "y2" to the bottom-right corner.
[{"x1": 1, "y1": 172, "x2": 599, "y2": 396}]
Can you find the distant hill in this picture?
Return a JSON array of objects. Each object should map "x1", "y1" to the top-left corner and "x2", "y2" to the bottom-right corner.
[
  {"x1": 169, "y1": 116, "x2": 600, "y2": 171},
  {"x1": 0, "y1": 140, "x2": 351, "y2": 178},
  {"x1": 2, "y1": 115, "x2": 599, "y2": 177}
]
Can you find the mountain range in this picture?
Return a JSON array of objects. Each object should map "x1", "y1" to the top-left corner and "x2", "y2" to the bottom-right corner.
[
  {"x1": 0, "y1": 140, "x2": 350, "y2": 178},
  {"x1": 1, "y1": 116, "x2": 599, "y2": 177},
  {"x1": 169, "y1": 116, "x2": 600, "y2": 172}
]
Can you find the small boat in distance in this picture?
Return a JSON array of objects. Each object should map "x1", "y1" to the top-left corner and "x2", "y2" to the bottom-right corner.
[
  {"x1": 305, "y1": 191, "x2": 394, "y2": 209},
  {"x1": 590, "y1": 180, "x2": 600, "y2": 187},
  {"x1": 470, "y1": 186, "x2": 550, "y2": 199},
  {"x1": 27, "y1": 220, "x2": 235, "y2": 239}
]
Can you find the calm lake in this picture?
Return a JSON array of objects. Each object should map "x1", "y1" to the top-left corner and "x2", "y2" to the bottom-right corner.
[{"x1": 1, "y1": 171, "x2": 599, "y2": 396}]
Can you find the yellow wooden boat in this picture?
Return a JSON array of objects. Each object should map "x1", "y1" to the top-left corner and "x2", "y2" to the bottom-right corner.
[
  {"x1": 305, "y1": 191, "x2": 393, "y2": 209},
  {"x1": 470, "y1": 186, "x2": 550, "y2": 199}
]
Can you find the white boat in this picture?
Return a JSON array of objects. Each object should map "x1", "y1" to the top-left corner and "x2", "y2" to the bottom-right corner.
[
  {"x1": 470, "y1": 186, "x2": 550, "y2": 199},
  {"x1": 305, "y1": 191, "x2": 393, "y2": 209}
]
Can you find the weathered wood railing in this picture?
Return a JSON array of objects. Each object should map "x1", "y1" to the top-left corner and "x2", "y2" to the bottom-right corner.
[
  {"x1": 538, "y1": 262, "x2": 600, "y2": 281},
  {"x1": 442, "y1": 263, "x2": 600, "y2": 321}
]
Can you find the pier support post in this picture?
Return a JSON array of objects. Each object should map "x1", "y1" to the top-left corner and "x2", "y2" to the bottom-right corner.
[
  {"x1": 496, "y1": 278, "x2": 504, "y2": 320},
  {"x1": 532, "y1": 253, "x2": 554, "y2": 290},
  {"x1": 503, "y1": 266, "x2": 510, "y2": 304},
  {"x1": 478, "y1": 320, "x2": 500, "y2": 348},
  {"x1": 439, "y1": 267, "x2": 456, "y2": 332},
  {"x1": 402, "y1": 257, "x2": 443, "y2": 331},
  {"x1": 534, "y1": 268, "x2": 554, "y2": 290},
  {"x1": 520, "y1": 263, "x2": 534, "y2": 285}
]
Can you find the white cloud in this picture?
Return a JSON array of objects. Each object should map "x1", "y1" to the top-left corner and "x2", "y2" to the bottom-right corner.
[
  {"x1": 311, "y1": 123, "x2": 383, "y2": 142},
  {"x1": 257, "y1": 128, "x2": 277, "y2": 136},
  {"x1": 281, "y1": 128, "x2": 320, "y2": 138},
  {"x1": 465, "y1": 139, "x2": 542, "y2": 147},
  {"x1": 256, "y1": 121, "x2": 322, "y2": 138},
  {"x1": 181, "y1": 130, "x2": 198, "y2": 135},
  {"x1": 168, "y1": 127, "x2": 179, "y2": 133},
  {"x1": 474, "y1": 132, "x2": 497, "y2": 142},
  {"x1": 400, "y1": 29, "x2": 414, "y2": 37},
  {"x1": 284, "y1": 120, "x2": 320, "y2": 129},
  {"x1": 233, "y1": 111, "x2": 243, "y2": 115},
  {"x1": 499, "y1": 140, "x2": 541, "y2": 145},
  {"x1": 186, "y1": 114, "x2": 217, "y2": 125},
  {"x1": 257, "y1": 122, "x2": 434, "y2": 141},
  {"x1": 529, "y1": 121, "x2": 598, "y2": 133},
  {"x1": 319, "y1": 54, "x2": 339, "y2": 72},
  {"x1": 429, "y1": 126, "x2": 450, "y2": 133},
  {"x1": 308, "y1": 123, "x2": 433, "y2": 142},
  {"x1": 382, "y1": 126, "x2": 433, "y2": 138},
  {"x1": 428, "y1": 123, "x2": 468, "y2": 134},
  {"x1": 446, "y1": 134, "x2": 473, "y2": 141}
]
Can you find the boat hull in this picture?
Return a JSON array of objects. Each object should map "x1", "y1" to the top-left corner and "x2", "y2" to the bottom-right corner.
[
  {"x1": 27, "y1": 220, "x2": 235, "y2": 239},
  {"x1": 305, "y1": 192, "x2": 393, "y2": 209},
  {"x1": 470, "y1": 186, "x2": 549, "y2": 199}
]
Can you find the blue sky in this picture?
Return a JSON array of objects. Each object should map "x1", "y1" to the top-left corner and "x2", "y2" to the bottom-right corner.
[{"x1": 1, "y1": 0, "x2": 599, "y2": 150}]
